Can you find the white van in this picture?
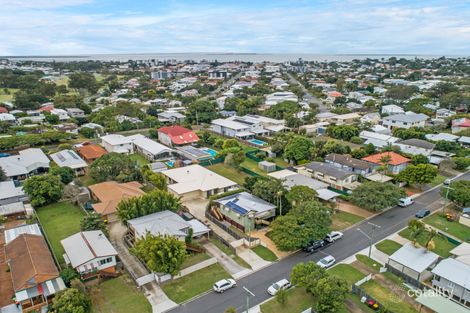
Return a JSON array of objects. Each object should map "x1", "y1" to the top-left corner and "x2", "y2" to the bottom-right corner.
[{"x1": 398, "y1": 197, "x2": 413, "y2": 207}]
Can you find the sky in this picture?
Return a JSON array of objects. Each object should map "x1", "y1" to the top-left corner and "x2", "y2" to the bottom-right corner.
[{"x1": 1, "y1": 0, "x2": 470, "y2": 56}]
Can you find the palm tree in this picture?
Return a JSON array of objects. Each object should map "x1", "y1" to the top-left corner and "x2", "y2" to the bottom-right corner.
[
  {"x1": 408, "y1": 219, "x2": 424, "y2": 247},
  {"x1": 425, "y1": 229, "x2": 438, "y2": 251},
  {"x1": 379, "y1": 154, "x2": 392, "y2": 176}
]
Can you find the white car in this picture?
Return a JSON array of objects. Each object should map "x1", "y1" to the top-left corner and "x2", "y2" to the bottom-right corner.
[
  {"x1": 325, "y1": 231, "x2": 343, "y2": 243},
  {"x1": 398, "y1": 197, "x2": 413, "y2": 207},
  {"x1": 267, "y1": 279, "x2": 291, "y2": 295},
  {"x1": 317, "y1": 255, "x2": 336, "y2": 269},
  {"x1": 213, "y1": 279, "x2": 236, "y2": 293}
]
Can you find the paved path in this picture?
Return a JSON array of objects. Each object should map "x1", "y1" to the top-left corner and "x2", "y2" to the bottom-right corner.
[
  {"x1": 236, "y1": 247, "x2": 271, "y2": 271},
  {"x1": 109, "y1": 223, "x2": 177, "y2": 313},
  {"x1": 204, "y1": 242, "x2": 246, "y2": 275},
  {"x1": 169, "y1": 171, "x2": 470, "y2": 313}
]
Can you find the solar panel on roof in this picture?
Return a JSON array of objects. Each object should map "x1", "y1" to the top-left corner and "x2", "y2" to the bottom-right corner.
[
  {"x1": 56, "y1": 153, "x2": 66, "y2": 162},
  {"x1": 225, "y1": 201, "x2": 247, "y2": 215},
  {"x1": 67, "y1": 150, "x2": 79, "y2": 159}
]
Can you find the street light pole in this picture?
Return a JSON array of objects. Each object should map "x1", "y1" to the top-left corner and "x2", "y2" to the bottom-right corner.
[
  {"x1": 442, "y1": 185, "x2": 455, "y2": 214},
  {"x1": 243, "y1": 286, "x2": 255, "y2": 313},
  {"x1": 357, "y1": 222, "x2": 381, "y2": 258}
]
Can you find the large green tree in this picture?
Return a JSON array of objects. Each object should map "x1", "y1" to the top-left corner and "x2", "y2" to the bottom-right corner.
[
  {"x1": 69, "y1": 72, "x2": 99, "y2": 94},
  {"x1": 291, "y1": 261, "x2": 327, "y2": 294},
  {"x1": 117, "y1": 189, "x2": 181, "y2": 224},
  {"x1": 52, "y1": 288, "x2": 91, "y2": 313},
  {"x1": 131, "y1": 234, "x2": 186, "y2": 276},
  {"x1": 396, "y1": 164, "x2": 438, "y2": 185},
  {"x1": 286, "y1": 185, "x2": 317, "y2": 207},
  {"x1": 89, "y1": 152, "x2": 142, "y2": 183},
  {"x1": 283, "y1": 136, "x2": 313, "y2": 163},
  {"x1": 326, "y1": 125, "x2": 359, "y2": 141},
  {"x1": 270, "y1": 201, "x2": 331, "y2": 251},
  {"x1": 0, "y1": 166, "x2": 7, "y2": 181},
  {"x1": 23, "y1": 174, "x2": 64, "y2": 207},
  {"x1": 252, "y1": 178, "x2": 289, "y2": 214},
  {"x1": 443, "y1": 180, "x2": 470, "y2": 207},
  {"x1": 314, "y1": 276, "x2": 349, "y2": 313},
  {"x1": 50, "y1": 166, "x2": 76, "y2": 185},
  {"x1": 351, "y1": 182, "x2": 406, "y2": 212},
  {"x1": 185, "y1": 100, "x2": 217, "y2": 124}
]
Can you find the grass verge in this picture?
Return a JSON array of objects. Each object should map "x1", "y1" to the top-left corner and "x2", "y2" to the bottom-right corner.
[
  {"x1": 375, "y1": 239, "x2": 403, "y2": 255},
  {"x1": 90, "y1": 274, "x2": 151, "y2": 313},
  {"x1": 251, "y1": 245, "x2": 278, "y2": 262},
  {"x1": 161, "y1": 263, "x2": 229, "y2": 303}
]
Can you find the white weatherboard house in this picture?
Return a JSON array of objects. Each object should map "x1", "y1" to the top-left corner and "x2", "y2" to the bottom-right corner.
[
  {"x1": 382, "y1": 112, "x2": 429, "y2": 130},
  {"x1": 61, "y1": 230, "x2": 118, "y2": 277},
  {"x1": 432, "y1": 258, "x2": 470, "y2": 307},
  {"x1": 49, "y1": 149, "x2": 88, "y2": 175},
  {"x1": 100, "y1": 134, "x2": 134, "y2": 154},
  {"x1": 0, "y1": 148, "x2": 50, "y2": 180},
  {"x1": 162, "y1": 164, "x2": 238, "y2": 200},
  {"x1": 127, "y1": 134, "x2": 174, "y2": 160}
]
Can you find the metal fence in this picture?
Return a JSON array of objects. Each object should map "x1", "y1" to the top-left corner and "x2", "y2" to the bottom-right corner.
[{"x1": 384, "y1": 264, "x2": 425, "y2": 289}]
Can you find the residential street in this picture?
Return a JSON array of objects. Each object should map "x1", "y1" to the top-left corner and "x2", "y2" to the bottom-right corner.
[
  {"x1": 286, "y1": 72, "x2": 329, "y2": 113},
  {"x1": 169, "y1": 171, "x2": 469, "y2": 313}
]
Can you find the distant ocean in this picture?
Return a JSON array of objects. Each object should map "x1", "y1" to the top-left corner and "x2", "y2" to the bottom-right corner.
[{"x1": 2, "y1": 53, "x2": 461, "y2": 63}]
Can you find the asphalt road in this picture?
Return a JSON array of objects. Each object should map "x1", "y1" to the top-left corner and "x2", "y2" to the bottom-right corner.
[
  {"x1": 286, "y1": 72, "x2": 328, "y2": 113},
  {"x1": 169, "y1": 171, "x2": 469, "y2": 313}
]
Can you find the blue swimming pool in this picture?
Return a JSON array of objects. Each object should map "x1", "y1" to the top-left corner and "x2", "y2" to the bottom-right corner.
[
  {"x1": 248, "y1": 139, "x2": 268, "y2": 146},
  {"x1": 165, "y1": 161, "x2": 175, "y2": 168},
  {"x1": 201, "y1": 148, "x2": 218, "y2": 157}
]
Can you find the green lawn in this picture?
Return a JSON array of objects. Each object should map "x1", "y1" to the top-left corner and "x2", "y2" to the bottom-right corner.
[
  {"x1": 78, "y1": 174, "x2": 96, "y2": 186},
  {"x1": 251, "y1": 245, "x2": 278, "y2": 262},
  {"x1": 207, "y1": 163, "x2": 249, "y2": 185},
  {"x1": 91, "y1": 275, "x2": 151, "y2": 313},
  {"x1": 260, "y1": 287, "x2": 315, "y2": 313},
  {"x1": 424, "y1": 213, "x2": 470, "y2": 242},
  {"x1": 209, "y1": 237, "x2": 251, "y2": 269},
  {"x1": 36, "y1": 202, "x2": 85, "y2": 264},
  {"x1": 331, "y1": 211, "x2": 364, "y2": 231},
  {"x1": 161, "y1": 263, "x2": 229, "y2": 303},
  {"x1": 328, "y1": 264, "x2": 366, "y2": 286},
  {"x1": 375, "y1": 240, "x2": 403, "y2": 255},
  {"x1": 356, "y1": 254, "x2": 382, "y2": 272},
  {"x1": 241, "y1": 157, "x2": 268, "y2": 176},
  {"x1": 361, "y1": 279, "x2": 418, "y2": 313},
  {"x1": 181, "y1": 252, "x2": 211, "y2": 269},
  {"x1": 129, "y1": 153, "x2": 150, "y2": 166},
  {"x1": 399, "y1": 227, "x2": 457, "y2": 257}
]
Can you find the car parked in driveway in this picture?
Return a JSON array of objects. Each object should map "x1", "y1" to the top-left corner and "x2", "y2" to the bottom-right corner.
[
  {"x1": 415, "y1": 208, "x2": 431, "y2": 218},
  {"x1": 303, "y1": 239, "x2": 325, "y2": 253},
  {"x1": 325, "y1": 231, "x2": 343, "y2": 243},
  {"x1": 213, "y1": 279, "x2": 236, "y2": 293},
  {"x1": 267, "y1": 279, "x2": 291, "y2": 295},
  {"x1": 316, "y1": 255, "x2": 336, "y2": 269}
]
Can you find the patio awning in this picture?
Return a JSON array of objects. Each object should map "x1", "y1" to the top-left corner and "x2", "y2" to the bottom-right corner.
[
  {"x1": 235, "y1": 131, "x2": 254, "y2": 138},
  {"x1": 415, "y1": 290, "x2": 470, "y2": 313}
]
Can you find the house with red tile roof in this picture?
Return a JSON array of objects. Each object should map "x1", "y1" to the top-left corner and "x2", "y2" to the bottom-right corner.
[
  {"x1": 76, "y1": 144, "x2": 108, "y2": 163},
  {"x1": 362, "y1": 152, "x2": 410, "y2": 174},
  {"x1": 157, "y1": 125, "x2": 199, "y2": 147},
  {"x1": 452, "y1": 118, "x2": 470, "y2": 134}
]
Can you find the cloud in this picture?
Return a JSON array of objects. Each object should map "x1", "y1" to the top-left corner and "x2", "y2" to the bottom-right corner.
[{"x1": 0, "y1": 1, "x2": 469, "y2": 55}]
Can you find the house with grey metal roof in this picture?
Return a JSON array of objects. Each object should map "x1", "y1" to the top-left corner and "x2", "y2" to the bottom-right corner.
[
  {"x1": 325, "y1": 153, "x2": 375, "y2": 176},
  {"x1": 61, "y1": 230, "x2": 118, "y2": 278},
  {"x1": 128, "y1": 210, "x2": 209, "y2": 240},
  {"x1": 395, "y1": 138, "x2": 435, "y2": 156},
  {"x1": 49, "y1": 149, "x2": 88, "y2": 175},
  {"x1": 382, "y1": 112, "x2": 429, "y2": 130},
  {"x1": 387, "y1": 243, "x2": 439, "y2": 283},
  {"x1": 214, "y1": 192, "x2": 276, "y2": 232},
  {"x1": 0, "y1": 180, "x2": 27, "y2": 206},
  {"x1": 297, "y1": 161, "x2": 360, "y2": 191},
  {"x1": 0, "y1": 148, "x2": 50, "y2": 180},
  {"x1": 432, "y1": 258, "x2": 470, "y2": 306}
]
